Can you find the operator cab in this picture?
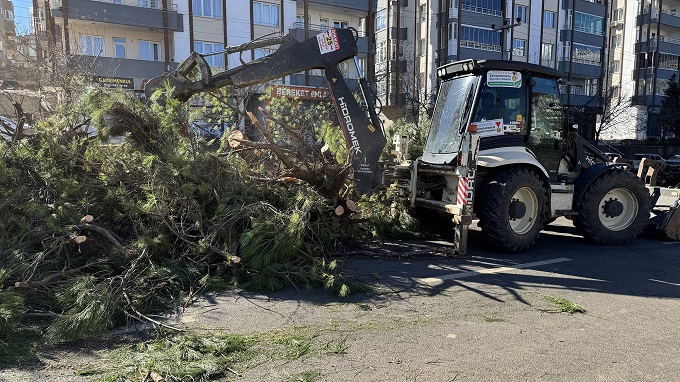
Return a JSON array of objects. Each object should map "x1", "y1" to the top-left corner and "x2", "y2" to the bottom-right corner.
[{"x1": 424, "y1": 59, "x2": 564, "y2": 172}]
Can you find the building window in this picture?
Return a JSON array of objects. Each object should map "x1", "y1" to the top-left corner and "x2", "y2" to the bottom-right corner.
[
  {"x1": 320, "y1": 18, "x2": 329, "y2": 31},
  {"x1": 610, "y1": 59, "x2": 620, "y2": 73},
  {"x1": 333, "y1": 20, "x2": 348, "y2": 29},
  {"x1": 657, "y1": 79, "x2": 669, "y2": 95},
  {"x1": 612, "y1": 33, "x2": 622, "y2": 48},
  {"x1": 419, "y1": 4, "x2": 426, "y2": 22},
  {"x1": 544, "y1": 11, "x2": 555, "y2": 28},
  {"x1": 460, "y1": 25, "x2": 501, "y2": 52},
  {"x1": 514, "y1": 5, "x2": 528, "y2": 23},
  {"x1": 80, "y1": 35, "x2": 103, "y2": 56},
  {"x1": 574, "y1": 12, "x2": 603, "y2": 35},
  {"x1": 376, "y1": 9, "x2": 387, "y2": 31},
  {"x1": 448, "y1": 22, "x2": 453, "y2": 40},
  {"x1": 140, "y1": 41, "x2": 161, "y2": 61},
  {"x1": 573, "y1": 43, "x2": 601, "y2": 65},
  {"x1": 570, "y1": 85, "x2": 584, "y2": 95},
  {"x1": 113, "y1": 37, "x2": 126, "y2": 58},
  {"x1": 194, "y1": 41, "x2": 224, "y2": 68},
  {"x1": 3, "y1": 10, "x2": 14, "y2": 20},
  {"x1": 138, "y1": 0, "x2": 160, "y2": 9},
  {"x1": 561, "y1": 41, "x2": 571, "y2": 59},
  {"x1": 611, "y1": 86, "x2": 620, "y2": 98},
  {"x1": 376, "y1": 40, "x2": 386, "y2": 64},
  {"x1": 461, "y1": 0, "x2": 502, "y2": 17},
  {"x1": 253, "y1": 2, "x2": 279, "y2": 26},
  {"x1": 417, "y1": 38, "x2": 425, "y2": 56},
  {"x1": 389, "y1": 40, "x2": 401, "y2": 60},
  {"x1": 659, "y1": 53, "x2": 679, "y2": 70},
  {"x1": 513, "y1": 39, "x2": 526, "y2": 56},
  {"x1": 565, "y1": 9, "x2": 572, "y2": 29},
  {"x1": 192, "y1": 0, "x2": 222, "y2": 18},
  {"x1": 541, "y1": 43, "x2": 554, "y2": 67},
  {"x1": 612, "y1": 8, "x2": 624, "y2": 22}
]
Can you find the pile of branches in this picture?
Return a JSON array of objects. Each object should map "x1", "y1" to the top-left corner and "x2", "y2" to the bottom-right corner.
[{"x1": 0, "y1": 86, "x2": 394, "y2": 346}]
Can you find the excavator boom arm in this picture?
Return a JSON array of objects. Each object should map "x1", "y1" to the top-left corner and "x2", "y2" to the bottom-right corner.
[{"x1": 145, "y1": 28, "x2": 386, "y2": 194}]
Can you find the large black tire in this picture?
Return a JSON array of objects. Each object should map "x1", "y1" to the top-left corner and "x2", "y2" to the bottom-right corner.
[
  {"x1": 574, "y1": 169, "x2": 650, "y2": 245},
  {"x1": 477, "y1": 168, "x2": 548, "y2": 251}
]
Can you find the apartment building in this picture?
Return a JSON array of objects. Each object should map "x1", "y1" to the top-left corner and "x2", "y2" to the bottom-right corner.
[
  {"x1": 0, "y1": 0, "x2": 16, "y2": 67},
  {"x1": 624, "y1": 0, "x2": 680, "y2": 139},
  {"x1": 43, "y1": 0, "x2": 185, "y2": 94},
  {"x1": 373, "y1": 0, "x2": 417, "y2": 114}
]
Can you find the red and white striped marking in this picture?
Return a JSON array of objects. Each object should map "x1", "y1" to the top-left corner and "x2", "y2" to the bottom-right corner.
[{"x1": 456, "y1": 177, "x2": 469, "y2": 205}]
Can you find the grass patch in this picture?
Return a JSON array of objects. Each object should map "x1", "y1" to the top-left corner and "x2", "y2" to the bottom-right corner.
[
  {"x1": 272, "y1": 328, "x2": 317, "y2": 360},
  {"x1": 287, "y1": 370, "x2": 321, "y2": 382},
  {"x1": 482, "y1": 314, "x2": 505, "y2": 323},
  {"x1": 323, "y1": 335, "x2": 349, "y2": 355},
  {"x1": 546, "y1": 296, "x2": 586, "y2": 314}
]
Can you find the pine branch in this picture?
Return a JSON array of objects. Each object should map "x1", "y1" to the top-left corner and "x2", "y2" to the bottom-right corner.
[{"x1": 77, "y1": 223, "x2": 123, "y2": 248}]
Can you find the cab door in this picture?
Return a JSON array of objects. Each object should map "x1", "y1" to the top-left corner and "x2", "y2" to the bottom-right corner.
[{"x1": 528, "y1": 76, "x2": 563, "y2": 172}]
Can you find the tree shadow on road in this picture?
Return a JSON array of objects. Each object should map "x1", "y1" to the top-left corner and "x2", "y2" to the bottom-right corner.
[{"x1": 227, "y1": 220, "x2": 680, "y2": 312}]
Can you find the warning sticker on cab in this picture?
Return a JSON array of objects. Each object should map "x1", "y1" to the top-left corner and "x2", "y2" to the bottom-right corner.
[
  {"x1": 471, "y1": 119, "x2": 504, "y2": 137},
  {"x1": 487, "y1": 71, "x2": 522, "y2": 88},
  {"x1": 317, "y1": 29, "x2": 340, "y2": 55}
]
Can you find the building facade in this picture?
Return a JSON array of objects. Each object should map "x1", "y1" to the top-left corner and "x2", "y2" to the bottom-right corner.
[
  {"x1": 627, "y1": 0, "x2": 680, "y2": 139},
  {"x1": 0, "y1": 0, "x2": 16, "y2": 67}
]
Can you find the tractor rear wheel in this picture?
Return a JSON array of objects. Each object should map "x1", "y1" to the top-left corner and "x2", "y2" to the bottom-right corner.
[
  {"x1": 477, "y1": 168, "x2": 548, "y2": 251},
  {"x1": 574, "y1": 169, "x2": 650, "y2": 245}
]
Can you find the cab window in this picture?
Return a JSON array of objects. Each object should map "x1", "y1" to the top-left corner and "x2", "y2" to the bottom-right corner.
[
  {"x1": 472, "y1": 78, "x2": 527, "y2": 135},
  {"x1": 528, "y1": 76, "x2": 563, "y2": 171}
]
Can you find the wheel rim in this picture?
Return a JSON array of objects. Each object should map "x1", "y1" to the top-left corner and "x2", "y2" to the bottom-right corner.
[
  {"x1": 509, "y1": 187, "x2": 539, "y2": 235},
  {"x1": 597, "y1": 188, "x2": 638, "y2": 231}
]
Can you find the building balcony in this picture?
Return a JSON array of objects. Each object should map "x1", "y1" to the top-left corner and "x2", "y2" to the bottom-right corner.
[
  {"x1": 631, "y1": 95, "x2": 660, "y2": 106},
  {"x1": 636, "y1": 37, "x2": 680, "y2": 55},
  {"x1": 306, "y1": 0, "x2": 375, "y2": 12},
  {"x1": 558, "y1": 60, "x2": 602, "y2": 77},
  {"x1": 561, "y1": 94, "x2": 601, "y2": 108},
  {"x1": 559, "y1": 29, "x2": 604, "y2": 46},
  {"x1": 562, "y1": 0, "x2": 605, "y2": 14},
  {"x1": 288, "y1": 25, "x2": 373, "y2": 54},
  {"x1": 50, "y1": 0, "x2": 184, "y2": 31},
  {"x1": 69, "y1": 55, "x2": 178, "y2": 81},
  {"x1": 638, "y1": 7, "x2": 680, "y2": 28},
  {"x1": 633, "y1": 66, "x2": 679, "y2": 81}
]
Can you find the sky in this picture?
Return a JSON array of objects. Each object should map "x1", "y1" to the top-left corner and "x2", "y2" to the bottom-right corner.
[{"x1": 10, "y1": 0, "x2": 33, "y2": 35}]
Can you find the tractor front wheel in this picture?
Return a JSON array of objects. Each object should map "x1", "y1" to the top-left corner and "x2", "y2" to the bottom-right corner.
[
  {"x1": 574, "y1": 169, "x2": 650, "y2": 245},
  {"x1": 477, "y1": 168, "x2": 548, "y2": 251}
]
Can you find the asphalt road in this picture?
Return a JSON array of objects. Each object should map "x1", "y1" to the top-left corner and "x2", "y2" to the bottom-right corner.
[
  {"x1": 164, "y1": 217, "x2": 680, "y2": 381},
  {"x1": 2, "y1": 218, "x2": 679, "y2": 381}
]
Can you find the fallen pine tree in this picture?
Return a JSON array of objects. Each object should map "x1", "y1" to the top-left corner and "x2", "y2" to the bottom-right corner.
[{"x1": 0, "y1": 86, "x2": 422, "y2": 350}]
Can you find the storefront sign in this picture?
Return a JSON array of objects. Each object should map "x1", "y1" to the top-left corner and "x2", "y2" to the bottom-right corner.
[
  {"x1": 95, "y1": 76, "x2": 134, "y2": 90},
  {"x1": 268, "y1": 85, "x2": 330, "y2": 100}
]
